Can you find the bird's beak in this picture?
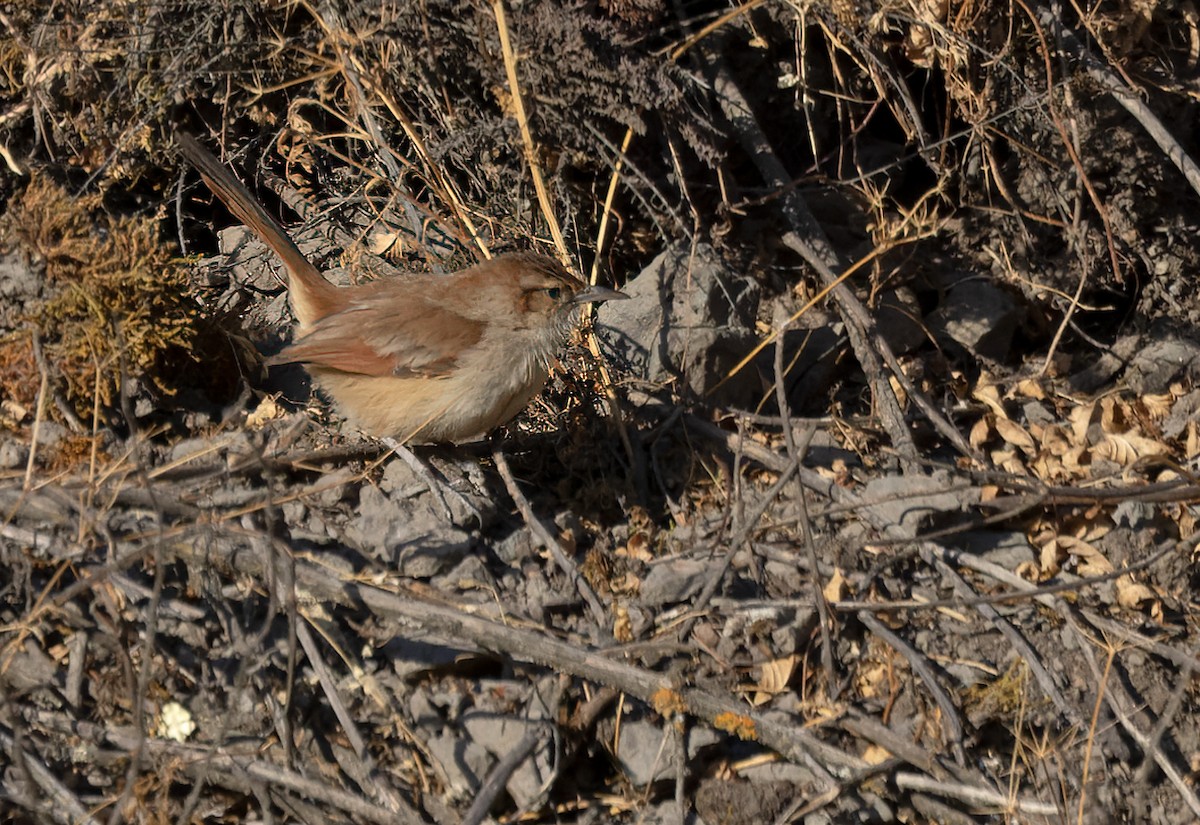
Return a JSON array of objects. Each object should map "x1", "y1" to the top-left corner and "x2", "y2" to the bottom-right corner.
[{"x1": 571, "y1": 285, "x2": 629, "y2": 304}]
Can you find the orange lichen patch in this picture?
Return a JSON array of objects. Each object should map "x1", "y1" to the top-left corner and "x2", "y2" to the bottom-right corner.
[
  {"x1": 650, "y1": 688, "x2": 687, "y2": 717},
  {"x1": 713, "y1": 711, "x2": 757, "y2": 741}
]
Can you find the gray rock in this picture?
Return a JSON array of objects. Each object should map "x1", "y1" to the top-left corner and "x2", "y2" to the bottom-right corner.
[
  {"x1": 1162, "y1": 388, "x2": 1200, "y2": 439},
  {"x1": 1022, "y1": 400, "x2": 1055, "y2": 425},
  {"x1": 1069, "y1": 334, "x2": 1140, "y2": 394},
  {"x1": 0, "y1": 249, "x2": 44, "y2": 329},
  {"x1": 598, "y1": 243, "x2": 761, "y2": 405},
  {"x1": 859, "y1": 471, "x2": 968, "y2": 534},
  {"x1": 0, "y1": 436, "x2": 29, "y2": 470},
  {"x1": 385, "y1": 635, "x2": 476, "y2": 680},
  {"x1": 613, "y1": 719, "x2": 673, "y2": 785},
  {"x1": 1126, "y1": 338, "x2": 1200, "y2": 394},
  {"x1": 460, "y1": 710, "x2": 552, "y2": 808},
  {"x1": 31, "y1": 421, "x2": 66, "y2": 448},
  {"x1": 953, "y1": 531, "x2": 1035, "y2": 569},
  {"x1": 638, "y1": 558, "x2": 718, "y2": 606},
  {"x1": 345, "y1": 460, "x2": 474, "y2": 576},
  {"x1": 928, "y1": 277, "x2": 1021, "y2": 361},
  {"x1": 424, "y1": 728, "x2": 491, "y2": 799}
]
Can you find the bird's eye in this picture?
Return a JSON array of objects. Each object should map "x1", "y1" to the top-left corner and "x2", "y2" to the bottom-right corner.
[{"x1": 545, "y1": 287, "x2": 562, "y2": 300}]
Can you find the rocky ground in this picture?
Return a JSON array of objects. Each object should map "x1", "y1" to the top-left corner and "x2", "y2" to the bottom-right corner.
[{"x1": 1, "y1": 1, "x2": 1199, "y2": 823}]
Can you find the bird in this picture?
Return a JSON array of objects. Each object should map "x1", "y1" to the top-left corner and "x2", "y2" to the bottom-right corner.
[{"x1": 177, "y1": 132, "x2": 626, "y2": 444}]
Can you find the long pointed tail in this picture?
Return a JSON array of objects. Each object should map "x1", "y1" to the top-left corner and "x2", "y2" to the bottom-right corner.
[{"x1": 176, "y1": 132, "x2": 342, "y2": 329}]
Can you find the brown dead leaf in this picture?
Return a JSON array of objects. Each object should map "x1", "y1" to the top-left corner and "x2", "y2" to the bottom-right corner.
[
  {"x1": 246, "y1": 395, "x2": 283, "y2": 429},
  {"x1": 751, "y1": 655, "x2": 797, "y2": 705},
  {"x1": 613, "y1": 603, "x2": 633, "y2": 642},
  {"x1": 1070, "y1": 400, "x2": 1098, "y2": 444},
  {"x1": 1036, "y1": 424, "x2": 1072, "y2": 456},
  {"x1": 1142, "y1": 393, "x2": 1174, "y2": 420},
  {"x1": 1015, "y1": 560, "x2": 1040, "y2": 581},
  {"x1": 862, "y1": 743, "x2": 892, "y2": 765},
  {"x1": 972, "y1": 381, "x2": 1006, "y2": 418},
  {"x1": 1039, "y1": 535, "x2": 1113, "y2": 578},
  {"x1": 1093, "y1": 431, "x2": 1168, "y2": 466},
  {"x1": 989, "y1": 447, "x2": 1025, "y2": 475},
  {"x1": 1013, "y1": 378, "x2": 1047, "y2": 399},
  {"x1": 823, "y1": 568, "x2": 847, "y2": 602},
  {"x1": 970, "y1": 416, "x2": 991, "y2": 449},
  {"x1": 1029, "y1": 452, "x2": 1063, "y2": 481},
  {"x1": 995, "y1": 418, "x2": 1036, "y2": 454},
  {"x1": 857, "y1": 660, "x2": 888, "y2": 700},
  {"x1": 1115, "y1": 576, "x2": 1157, "y2": 611}
]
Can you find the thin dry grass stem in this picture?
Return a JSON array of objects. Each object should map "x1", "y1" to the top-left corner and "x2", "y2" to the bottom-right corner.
[
  {"x1": 491, "y1": 0, "x2": 632, "y2": 463},
  {"x1": 268, "y1": 3, "x2": 489, "y2": 260},
  {"x1": 285, "y1": 98, "x2": 371, "y2": 145},
  {"x1": 23, "y1": 337, "x2": 49, "y2": 492},
  {"x1": 302, "y1": 4, "x2": 451, "y2": 269},
  {"x1": 369, "y1": 85, "x2": 493, "y2": 259},
  {"x1": 665, "y1": 0, "x2": 769, "y2": 60},
  {"x1": 710, "y1": 241, "x2": 899, "y2": 395},
  {"x1": 580, "y1": 127, "x2": 637, "y2": 464},
  {"x1": 243, "y1": 67, "x2": 341, "y2": 99},
  {"x1": 491, "y1": 0, "x2": 567, "y2": 262},
  {"x1": 1017, "y1": 0, "x2": 1122, "y2": 276},
  {"x1": 0, "y1": 558, "x2": 72, "y2": 674},
  {"x1": 586, "y1": 126, "x2": 634, "y2": 292},
  {"x1": 1077, "y1": 640, "x2": 1117, "y2": 824}
]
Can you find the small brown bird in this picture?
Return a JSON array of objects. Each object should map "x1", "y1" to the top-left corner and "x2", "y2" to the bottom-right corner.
[{"x1": 177, "y1": 133, "x2": 625, "y2": 443}]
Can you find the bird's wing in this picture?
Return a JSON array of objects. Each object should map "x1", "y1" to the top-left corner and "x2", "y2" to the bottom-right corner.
[{"x1": 268, "y1": 288, "x2": 486, "y2": 377}]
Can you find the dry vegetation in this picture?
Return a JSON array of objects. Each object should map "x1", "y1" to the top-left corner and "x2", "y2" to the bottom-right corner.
[{"x1": 2, "y1": 0, "x2": 1199, "y2": 823}]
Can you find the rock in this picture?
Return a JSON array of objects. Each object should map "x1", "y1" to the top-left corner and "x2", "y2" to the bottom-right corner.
[
  {"x1": 613, "y1": 719, "x2": 673, "y2": 785},
  {"x1": 460, "y1": 710, "x2": 551, "y2": 808},
  {"x1": 1069, "y1": 334, "x2": 1139, "y2": 394},
  {"x1": 953, "y1": 530, "x2": 1035, "y2": 569},
  {"x1": 1162, "y1": 388, "x2": 1200, "y2": 439},
  {"x1": 638, "y1": 558, "x2": 718, "y2": 606},
  {"x1": 859, "y1": 471, "x2": 968, "y2": 534},
  {"x1": 695, "y1": 777, "x2": 794, "y2": 825},
  {"x1": 344, "y1": 459, "x2": 474, "y2": 576},
  {"x1": 1125, "y1": 338, "x2": 1200, "y2": 394},
  {"x1": 0, "y1": 435, "x2": 29, "y2": 470},
  {"x1": 424, "y1": 727, "x2": 491, "y2": 799},
  {"x1": 598, "y1": 243, "x2": 761, "y2": 405},
  {"x1": 928, "y1": 276, "x2": 1021, "y2": 361},
  {"x1": 0, "y1": 249, "x2": 44, "y2": 329}
]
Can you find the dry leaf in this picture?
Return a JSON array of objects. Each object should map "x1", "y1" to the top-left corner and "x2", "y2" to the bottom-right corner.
[
  {"x1": 970, "y1": 416, "x2": 992, "y2": 448},
  {"x1": 1014, "y1": 378, "x2": 1047, "y2": 399},
  {"x1": 1093, "y1": 431, "x2": 1168, "y2": 465},
  {"x1": 1058, "y1": 535, "x2": 1114, "y2": 576},
  {"x1": 857, "y1": 661, "x2": 888, "y2": 700},
  {"x1": 1037, "y1": 424, "x2": 1072, "y2": 456},
  {"x1": 995, "y1": 418, "x2": 1036, "y2": 454},
  {"x1": 1115, "y1": 576, "x2": 1156, "y2": 610},
  {"x1": 862, "y1": 743, "x2": 892, "y2": 765},
  {"x1": 972, "y1": 381, "x2": 1006, "y2": 417},
  {"x1": 753, "y1": 655, "x2": 797, "y2": 704},
  {"x1": 1142, "y1": 393, "x2": 1173, "y2": 420},
  {"x1": 246, "y1": 395, "x2": 282, "y2": 429},
  {"x1": 823, "y1": 568, "x2": 847, "y2": 602},
  {"x1": 1070, "y1": 401, "x2": 1098, "y2": 443}
]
